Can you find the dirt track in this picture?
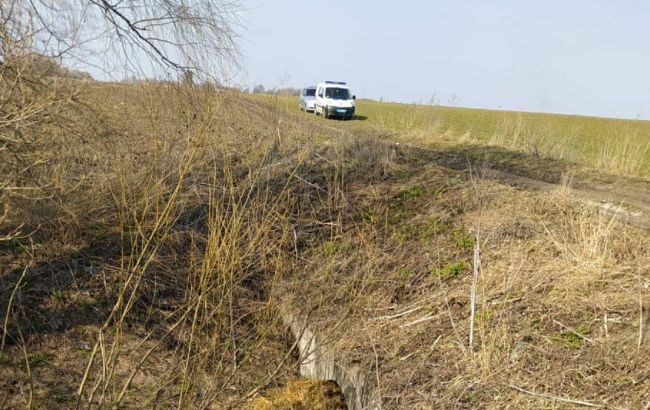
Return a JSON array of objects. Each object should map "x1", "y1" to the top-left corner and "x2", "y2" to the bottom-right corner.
[{"x1": 393, "y1": 141, "x2": 650, "y2": 230}]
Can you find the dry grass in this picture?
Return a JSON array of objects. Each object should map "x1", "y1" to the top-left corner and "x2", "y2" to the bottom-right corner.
[
  {"x1": 247, "y1": 379, "x2": 346, "y2": 410},
  {"x1": 278, "y1": 149, "x2": 650, "y2": 408},
  {"x1": 2, "y1": 79, "x2": 650, "y2": 409},
  {"x1": 0, "y1": 82, "x2": 341, "y2": 408}
]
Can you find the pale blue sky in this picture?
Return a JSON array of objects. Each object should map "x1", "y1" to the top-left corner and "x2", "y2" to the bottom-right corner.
[{"x1": 239, "y1": 1, "x2": 650, "y2": 119}]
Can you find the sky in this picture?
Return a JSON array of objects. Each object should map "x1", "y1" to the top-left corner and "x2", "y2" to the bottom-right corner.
[{"x1": 238, "y1": 0, "x2": 650, "y2": 120}]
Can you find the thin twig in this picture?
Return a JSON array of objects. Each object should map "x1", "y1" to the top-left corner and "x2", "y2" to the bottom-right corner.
[
  {"x1": 17, "y1": 326, "x2": 33, "y2": 410},
  {"x1": 400, "y1": 314, "x2": 435, "y2": 328},
  {"x1": 372, "y1": 305, "x2": 423, "y2": 321},
  {"x1": 435, "y1": 249, "x2": 465, "y2": 353},
  {"x1": 364, "y1": 319, "x2": 382, "y2": 409},
  {"x1": 1, "y1": 265, "x2": 29, "y2": 355},
  {"x1": 508, "y1": 384, "x2": 608, "y2": 408},
  {"x1": 469, "y1": 233, "x2": 481, "y2": 350}
]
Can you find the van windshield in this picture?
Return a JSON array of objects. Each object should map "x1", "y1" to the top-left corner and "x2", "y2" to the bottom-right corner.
[
  {"x1": 325, "y1": 87, "x2": 350, "y2": 100},
  {"x1": 304, "y1": 88, "x2": 316, "y2": 97}
]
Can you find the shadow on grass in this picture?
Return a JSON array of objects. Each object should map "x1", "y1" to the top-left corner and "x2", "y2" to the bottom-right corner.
[
  {"x1": 0, "y1": 233, "x2": 122, "y2": 339},
  {"x1": 0, "y1": 218, "x2": 195, "y2": 343},
  {"x1": 396, "y1": 141, "x2": 573, "y2": 185}
]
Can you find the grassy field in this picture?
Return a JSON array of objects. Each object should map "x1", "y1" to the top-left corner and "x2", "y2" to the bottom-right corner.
[
  {"x1": 2, "y1": 80, "x2": 650, "y2": 408},
  {"x1": 258, "y1": 94, "x2": 650, "y2": 177}
]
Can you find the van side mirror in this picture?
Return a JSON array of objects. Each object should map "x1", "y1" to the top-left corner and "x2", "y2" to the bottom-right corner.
[{"x1": 352, "y1": 95, "x2": 356, "y2": 100}]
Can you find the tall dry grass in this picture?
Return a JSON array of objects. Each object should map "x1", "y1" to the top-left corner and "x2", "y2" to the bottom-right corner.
[
  {"x1": 254, "y1": 94, "x2": 650, "y2": 178},
  {"x1": 596, "y1": 130, "x2": 650, "y2": 176},
  {"x1": 72, "y1": 86, "x2": 321, "y2": 407},
  {"x1": 0, "y1": 74, "x2": 366, "y2": 407}
]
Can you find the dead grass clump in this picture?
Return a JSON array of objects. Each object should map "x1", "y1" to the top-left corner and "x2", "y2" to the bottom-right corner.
[
  {"x1": 248, "y1": 379, "x2": 346, "y2": 410},
  {"x1": 541, "y1": 193, "x2": 619, "y2": 290}
]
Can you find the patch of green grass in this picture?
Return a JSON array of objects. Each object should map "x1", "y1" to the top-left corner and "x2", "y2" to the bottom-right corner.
[
  {"x1": 460, "y1": 390, "x2": 478, "y2": 404},
  {"x1": 252, "y1": 94, "x2": 650, "y2": 177},
  {"x1": 51, "y1": 289, "x2": 67, "y2": 304},
  {"x1": 322, "y1": 241, "x2": 338, "y2": 257},
  {"x1": 397, "y1": 267, "x2": 413, "y2": 283},
  {"x1": 551, "y1": 325, "x2": 589, "y2": 349},
  {"x1": 432, "y1": 261, "x2": 467, "y2": 280},
  {"x1": 397, "y1": 217, "x2": 444, "y2": 242},
  {"x1": 389, "y1": 186, "x2": 426, "y2": 223},
  {"x1": 425, "y1": 303, "x2": 438, "y2": 315},
  {"x1": 27, "y1": 352, "x2": 53, "y2": 368},
  {"x1": 453, "y1": 229, "x2": 474, "y2": 250},
  {"x1": 473, "y1": 309, "x2": 492, "y2": 324},
  {"x1": 396, "y1": 224, "x2": 416, "y2": 241},
  {"x1": 354, "y1": 99, "x2": 650, "y2": 177},
  {"x1": 395, "y1": 169, "x2": 413, "y2": 179},
  {"x1": 390, "y1": 186, "x2": 423, "y2": 209},
  {"x1": 77, "y1": 345, "x2": 92, "y2": 357},
  {"x1": 361, "y1": 207, "x2": 379, "y2": 224},
  {"x1": 0, "y1": 238, "x2": 27, "y2": 253},
  {"x1": 419, "y1": 217, "x2": 443, "y2": 240}
]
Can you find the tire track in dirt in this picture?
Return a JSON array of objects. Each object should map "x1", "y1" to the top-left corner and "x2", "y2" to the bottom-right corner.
[{"x1": 395, "y1": 142, "x2": 650, "y2": 230}]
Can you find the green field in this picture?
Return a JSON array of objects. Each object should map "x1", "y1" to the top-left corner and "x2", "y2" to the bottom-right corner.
[{"x1": 258, "y1": 94, "x2": 650, "y2": 178}]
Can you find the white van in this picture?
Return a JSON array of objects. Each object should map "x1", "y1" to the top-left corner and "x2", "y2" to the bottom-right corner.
[{"x1": 314, "y1": 81, "x2": 356, "y2": 119}]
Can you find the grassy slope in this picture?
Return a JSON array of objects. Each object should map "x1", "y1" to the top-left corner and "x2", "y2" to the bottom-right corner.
[
  {"x1": 1, "y1": 83, "x2": 317, "y2": 408},
  {"x1": 255, "y1": 94, "x2": 650, "y2": 177},
  {"x1": 2, "y1": 83, "x2": 649, "y2": 409},
  {"x1": 251, "y1": 93, "x2": 650, "y2": 408},
  {"x1": 280, "y1": 156, "x2": 650, "y2": 407}
]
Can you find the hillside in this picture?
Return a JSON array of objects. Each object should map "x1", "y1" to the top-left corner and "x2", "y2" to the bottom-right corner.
[{"x1": 1, "y1": 81, "x2": 649, "y2": 409}]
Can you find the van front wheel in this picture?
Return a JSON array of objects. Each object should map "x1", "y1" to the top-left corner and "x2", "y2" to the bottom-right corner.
[{"x1": 324, "y1": 108, "x2": 330, "y2": 119}]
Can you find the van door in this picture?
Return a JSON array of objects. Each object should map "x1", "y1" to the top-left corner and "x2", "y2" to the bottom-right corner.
[{"x1": 316, "y1": 86, "x2": 324, "y2": 114}]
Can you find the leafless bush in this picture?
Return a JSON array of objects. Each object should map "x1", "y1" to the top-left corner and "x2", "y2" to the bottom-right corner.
[{"x1": 0, "y1": 0, "x2": 241, "y2": 241}]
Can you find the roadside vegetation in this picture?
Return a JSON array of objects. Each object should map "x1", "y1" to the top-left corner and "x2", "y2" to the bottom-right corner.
[{"x1": 256, "y1": 94, "x2": 650, "y2": 178}]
